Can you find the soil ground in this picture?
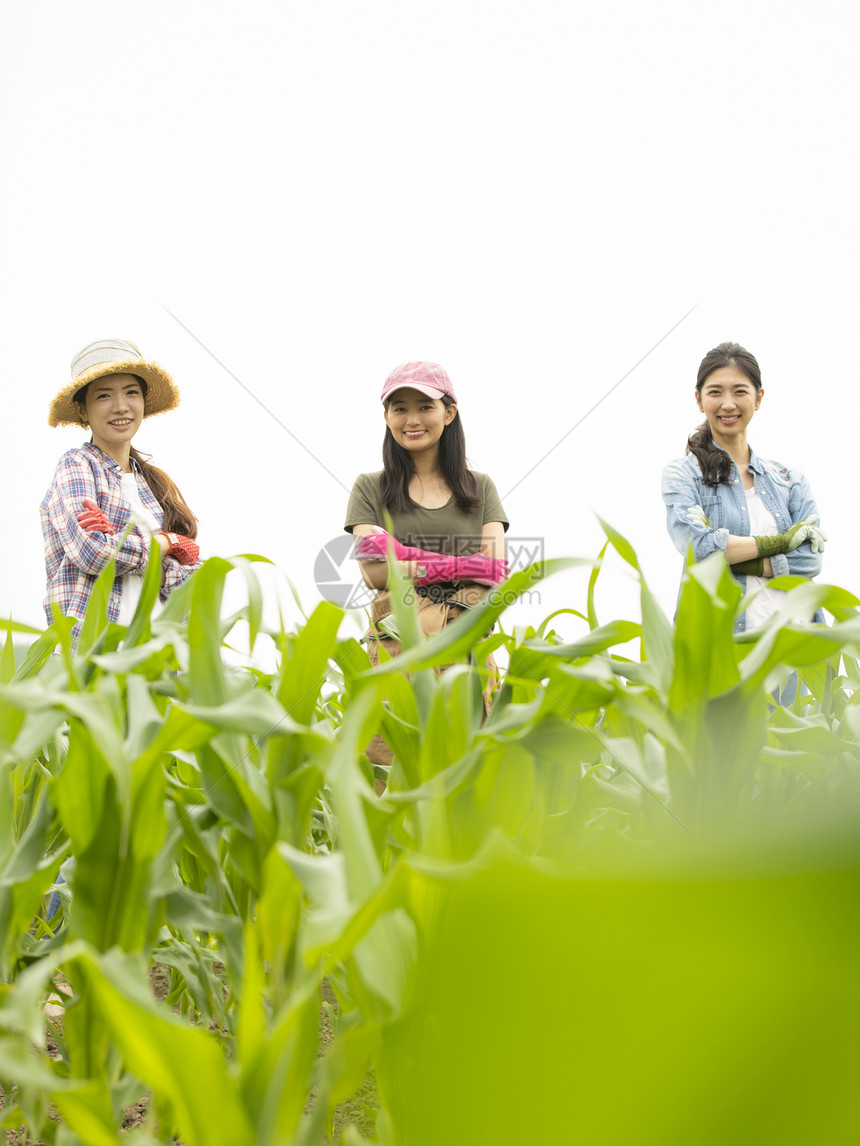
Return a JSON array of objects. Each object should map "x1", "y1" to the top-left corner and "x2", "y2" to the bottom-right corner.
[
  {"x1": 311, "y1": 979, "x2": 379, "y2": 1140},
  {"x1": 0, "y1": 969, "x2": 378, "y2": 1144}
]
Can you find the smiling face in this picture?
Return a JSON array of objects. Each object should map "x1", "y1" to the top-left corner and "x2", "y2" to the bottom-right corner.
[
  {"x1": 696, "y1": 364, "x2": 763, "y2": 450},
  {"x1": 383, "y1": 387, "x2": 457, "y2": 455},
  {"x1": 76, "y1": 373, "x2": 145, "y2": 459}
]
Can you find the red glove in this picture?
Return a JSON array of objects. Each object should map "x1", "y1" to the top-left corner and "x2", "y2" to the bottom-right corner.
[
  {"x1": 158, "y1": 532, "x2": 200, "y2": 565},
  {"x1": 77, "y1": 497, "x2": 116, "y2": 535},
  {"x1": 355, "y1": 528, "x2": 508, "y2": 587}
]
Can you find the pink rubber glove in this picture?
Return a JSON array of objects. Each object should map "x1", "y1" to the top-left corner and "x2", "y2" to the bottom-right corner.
[
  {"x1": 413, "y1": 553, "x2": 509, "y2": 587},
  {"x1": 355, "y1": 527, "x2": 508, "y2": 586},
  {"x1": 158, "y1": 532, "x2": 200, "y2": 565},
  {"x1": 77, "y1": 497, "x2": 116, "y2": 534}
]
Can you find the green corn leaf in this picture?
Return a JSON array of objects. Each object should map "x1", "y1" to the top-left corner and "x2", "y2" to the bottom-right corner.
[
  {"x1": 122, "y1": 537, "x2": 164, "y2": 649},
  {"x1": 251, "y1": 847, "x2": 303, "y2": 1009},
  {"x1": 586, "y1": 542, "x2": 608, "y2": 630},
  {"x1": 0, "y1": 628, "x2": 16, "y2": 686},
  {"x1": 237, "y1": 977, "x2": 322, "y2": 1145},
  {"x1": 376, "y1": 839, "x2": 860, "y2": 1146},
  {"x1": 177, "y1": 690, "x2": 291, "y2": 735},
  {"x1": 228, "y1": 554, "x2": 271, "y2": 651},
  {"x1": 67, "y1": 766, "x2": 166, "y2": 952},
  {"x1": 520, "y1": 619, "x2": 641, "y2": 661},
  {"x1": 417, "y1": 667, "x2": 481, "y2": 782},
  {"x1": 186, "y1": 557, "x2": 233, "y2": 706},
  {"x1": 0, "y1": 793, "x2": 68, "y2": 976},
  {"x1": 58, "y1": 692, "x2": 129, "y2": 791},
  {"x1": 69, "y1": 946, "x2": 256, "y2": 1146},
  {"x1": 326, "y1": 690, "x2": 385, "y2": 899},
  {"x1": 76, "y1": 553, "x2": 116, "y2": 658},
  {"x1": 766, "y1": 718, "x2": 853, "y2": 754},
  {"x1": 380, "y1": 526, "x2": 436, "y2": 724},
  {"x1": 640, "y1": 579, "x2": 675, "y2": 689},
  {"x1": 276, "y1": 600, "x2": 343, "y2": 723},
  {"x1": 52, "y1": 725, "x2": 110, "y2": 854},
  {"x1": 597, "y1": 515, "x2": 640, "y2": 572},
  {"x1": 160, "y1": 885, "x2": 245, "y2": 977},
  {"x1": 51, "y1": 1080, "x2": 118, "y2": 1146},
  {"x1": 517, "y1": 713, "x2": 604, "y2": 767},
  {"x1": 670, "y1": 552, "x2": 742, "y2": 707},
  {"x1": 12, "y1": 618, "x2": 72, "y2": 681},
  {"x1": 361, "y1": 559, "x2": 591, "y2": 677},
  {"x1": 0, "y1": 619, "x2": 44, "y2": 637},
  {"x1": 124, "y1": 674, "x2": 167, "y2": 762},
  {"x1": 739, "y1": 624, "x2": 848, "y2": 687},
  {"x1": 0, "y1": 1040, "x2": 68, "y2": 1091},
  {"x1": 86, "y1": 631, "x2": 179, "y2": 675},
  {"x1": 535, "y1": 607, "x2": 589, "y2": 639}
]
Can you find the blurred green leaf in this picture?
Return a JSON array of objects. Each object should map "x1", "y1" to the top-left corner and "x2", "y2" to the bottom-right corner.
[{"x1": 379, "y1": 842, "x2": 860, "y2": 1146}]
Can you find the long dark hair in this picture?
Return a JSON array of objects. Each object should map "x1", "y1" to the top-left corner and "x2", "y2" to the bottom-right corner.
[
  {"x1": 686, "y1": 342, "x2": 762, "y2": 487},
  {"x1": 380, "y1": 395, "x2": 481, "y2": 514},
  {"x1": 128, "y1": 446, "x2": 198, "y2": 537},
  {"x1": 75, "y1": 378, "x2": 198, "y2": 537}
]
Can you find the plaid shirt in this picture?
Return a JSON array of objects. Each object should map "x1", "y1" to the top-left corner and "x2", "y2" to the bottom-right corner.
[{"x1": 41, "y1": 442, "x2": 201, "y2": 629}]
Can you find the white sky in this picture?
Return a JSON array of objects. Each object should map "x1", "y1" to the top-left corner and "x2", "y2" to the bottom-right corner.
[{"x1": 2, "y1": 0, "x2": 858, "y2": 655}]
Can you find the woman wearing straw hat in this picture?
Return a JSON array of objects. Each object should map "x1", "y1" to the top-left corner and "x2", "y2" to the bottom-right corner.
[{"x1": 41, "y1": 338, "x2": 202, "y2": 642}]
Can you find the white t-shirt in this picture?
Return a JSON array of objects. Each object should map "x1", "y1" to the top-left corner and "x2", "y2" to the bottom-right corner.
[
  {"x1": 743, "y1": 484, "x2": 785, "y2": 629},
  {"x1": 117, "y1": 472, "x2": 162, "y2": 626}
]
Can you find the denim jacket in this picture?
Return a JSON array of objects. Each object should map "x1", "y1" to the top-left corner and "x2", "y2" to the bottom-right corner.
[{"x1": 661, "y1": 445, "x2": 823, "y2": 632}]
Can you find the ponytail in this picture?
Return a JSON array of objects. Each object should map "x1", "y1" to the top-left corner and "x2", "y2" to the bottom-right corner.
[
  {"x1": 130, "y1": 446, "x2": 198, "y2": 537},
  {"x1": 686, "y1": 421, "x2": 732, "y2": 487}
]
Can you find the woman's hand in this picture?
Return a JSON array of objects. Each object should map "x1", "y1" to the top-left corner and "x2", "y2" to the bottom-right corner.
[
  {"x1": 354, "y1": 527, "x2": 419, "y2": 563},
  {"x1": 782, "y1": 515, "x2": 827, "y2": 554},
  {"x1": 158, "y1": 532, "x2": 200, "y2": 565},
  {"x1": 77, "y1": 497, "x2": 116, "y2": 535},
  {"x1": 755, "y1": 515, "x2": 827, "y2": 558}
]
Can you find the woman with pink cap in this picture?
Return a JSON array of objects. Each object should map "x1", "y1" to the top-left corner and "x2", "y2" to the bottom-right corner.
[
  {"x1": 345, "y1": 361, "x2": 509, "y2": 777},
  {"x1": 41, "y1": 338, "x2": 202, "y2": 645}
]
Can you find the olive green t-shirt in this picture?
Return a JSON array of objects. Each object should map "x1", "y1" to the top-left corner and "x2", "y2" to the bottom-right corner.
[{"x1": 344, "y1": 471, "x2": 508, "y2": 557}]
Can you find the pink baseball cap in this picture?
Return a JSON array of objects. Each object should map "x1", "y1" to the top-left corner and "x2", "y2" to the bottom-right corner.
[{"x1": 380, "y1": 361, "x2": 458, "y2": 404}]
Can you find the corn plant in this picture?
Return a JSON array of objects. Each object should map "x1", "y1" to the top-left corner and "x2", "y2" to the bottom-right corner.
[{"x1": 0, "y1": 523, "x2": 858, "y2": 1144}]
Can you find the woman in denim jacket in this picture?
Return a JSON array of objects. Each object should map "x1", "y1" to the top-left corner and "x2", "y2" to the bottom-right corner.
[{"x1": 661, "y1": 342, "x2": 826, "y2": 633}]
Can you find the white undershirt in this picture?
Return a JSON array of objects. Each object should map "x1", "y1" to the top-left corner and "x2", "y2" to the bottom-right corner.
[
  {"x1": 743, "y1": 484, "x2": 785, "y2": 629},
  {"x1": 117, "y1": 472, "x2": 162, "y2": 626}
]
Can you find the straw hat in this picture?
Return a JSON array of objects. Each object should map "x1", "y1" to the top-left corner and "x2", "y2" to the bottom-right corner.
[{"x1": 48, "y1": 338, "x2": 180, "y2": 427}]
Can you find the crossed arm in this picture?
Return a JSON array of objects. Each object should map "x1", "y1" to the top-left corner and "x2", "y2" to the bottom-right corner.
[{"x1": 351, "y1": 521, "x2": 507, "y2": 590}]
